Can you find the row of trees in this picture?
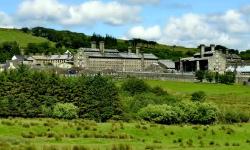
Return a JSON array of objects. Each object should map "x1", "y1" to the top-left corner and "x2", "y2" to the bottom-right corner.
[
  {"x1": 0, "y1": 41, "x2": 20, "y2": 63},
  {"x1": 0, "y1": 65, "x2": 122, "y2": 122},
  {"x1": 195, "y1": 71, "x2": 236, "y2": 84}
]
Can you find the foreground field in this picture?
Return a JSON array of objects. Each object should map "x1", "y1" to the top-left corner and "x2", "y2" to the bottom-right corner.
[
  {"x1": 0, "y1": 118, "x2": 250, "y2": 150},
  {"x1": 146, "y1": 80, "x2": 250, "y2": 113}
]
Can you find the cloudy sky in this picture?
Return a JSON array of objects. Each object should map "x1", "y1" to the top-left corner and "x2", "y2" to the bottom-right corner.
[{"x1": 0, "y1": 0, "x2": 250, "y2": 50}]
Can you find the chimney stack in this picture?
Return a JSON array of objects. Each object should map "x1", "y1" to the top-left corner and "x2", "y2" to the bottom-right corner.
[
  {"x1": 99, "y1": 41, "x2": 105, "y2": 53},
  {"x1": 128, "y1": 46, "x2": 132, "y2": 54},
  {"x1": 200, "y1": 44, "x2": 205, "y2": 58},
  {"x1": 210, "y1": 44, "x2": 215, "y2": 52},
  {"x1": 91, "y1": 41, "x2": 96, "y2": 49},
  {"x1": 136, "y1": 46, "x2": 140, "y2": 55}
]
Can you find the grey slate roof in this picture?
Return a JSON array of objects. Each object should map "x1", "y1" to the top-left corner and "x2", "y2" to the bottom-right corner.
[{"x1": 159, "y1": 60, "x2": 175, "y2": 69}]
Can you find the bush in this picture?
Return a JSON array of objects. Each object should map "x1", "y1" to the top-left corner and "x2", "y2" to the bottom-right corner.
[
  {"x1": 191, "y1": 91, "x2": 206, "y2": 102},
  {"x1": 138, "y1": 102, "x2": 219, "y2": 125},
  {"x1": 150, "y1": 86, "x2": 168, "y2": 96},
  {"x1": 129, "y1": 93, "x2": 178, "y2": 113},
  {"x1": 121, "y1": 77, "x2": 150, "y2": 95},
  {"x1": 223, "y1": 111, "x2": 249, "y2": 123},
  {"x1": 205, "y1": 71, "x2": 214, "y2": 83},
  {"x1": 52, "y1": 103, "x2": 79, "y2": 119},
  {"x1": 195, "y1": 71, "x2": 205, "y2": 82}
]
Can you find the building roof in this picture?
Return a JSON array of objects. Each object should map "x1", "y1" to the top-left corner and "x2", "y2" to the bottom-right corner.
[
  {"x1": 83, "y1": 51, "x2": 158, "y2": 60},
  {"x1": 226, "y1": 66, "x2": 250, "y2": 73},
  {"x1": 31, "y1": 55, "x2": 73, "y2": 60},
  {"x1": 159, "y1": 60, "x2": 175, "y2": 69},
  {"x1": 12, "y1": 55, "x2": 25, "y2": 61}
]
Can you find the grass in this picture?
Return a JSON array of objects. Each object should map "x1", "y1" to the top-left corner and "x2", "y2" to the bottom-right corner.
[
  {"x1": 0, "y1": 28, "x2": 54, "y2": 48},
  {"x1": 146, "y1": 80, "x2": 250, "y2": 113},
  {"x1": 0, "y1": 118, "x2": 250, "y2": 150}
]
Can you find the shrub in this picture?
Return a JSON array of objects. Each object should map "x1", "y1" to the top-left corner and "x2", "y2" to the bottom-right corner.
[
  {"x1": 195, "y1": 70, "x2": 205, "y2": 82},
  {"x1": 191, "y1": 91, "x2": 206, "y2": 102},
  {"x1": 138, "y1": 102, "x2": 219, "y2": 125},
  {"x1": 52, "y1": 103, "x2": 79, "y2": 119},
  {"x1": 223, "y1": 111, "x2": 249, "y2": 123},
  {"x1": 121, "y1": 77, "x2": 150, "y2": 95},
  {"x1": 150, "y1": 86, "x2": 168, "y2": 96},
  {"x1": 205, "y1": 71, "x2": 215, "y2": 83},
  {"x1": 130, "y1": 93, "x2": 179, "y2": 113}
]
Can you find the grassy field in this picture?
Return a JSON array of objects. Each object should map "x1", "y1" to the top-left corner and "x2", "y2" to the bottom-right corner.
[
  {"x1": 0, "y1": 28, "x2": 53, "y2": 48},
  {"x1": 146, "y1": 80, "x2": 250, "y2": 113},
  {"x1": 0, "y1": 118, "x2": 250, "y2": 150}
]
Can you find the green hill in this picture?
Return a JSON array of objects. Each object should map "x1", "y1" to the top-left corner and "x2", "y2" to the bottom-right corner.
[{"x1": 0, "y1": 28, "x2": 53, "y2": 48}]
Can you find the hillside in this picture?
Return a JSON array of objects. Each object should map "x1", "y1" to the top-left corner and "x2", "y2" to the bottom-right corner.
[
  {"x1": 0, "y1": 28, "x2": 53, "y2": 48},
  {"x1": 0, "y1": 27, "x2": 197, "y2": 61}
]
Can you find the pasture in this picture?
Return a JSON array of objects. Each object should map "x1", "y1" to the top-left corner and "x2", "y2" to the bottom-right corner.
[
  {"x1": 146, "y1": 80, "x2": 250, "y2": 113},
  {"x1": 0, "y1": 28, "x2": 53, "y2": 48},
  {"x1": 1, "y1": 118, "x2": 250, "y2": 150}
]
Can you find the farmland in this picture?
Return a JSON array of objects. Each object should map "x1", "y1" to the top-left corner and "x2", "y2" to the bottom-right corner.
[
  {"x1": 146, "y1": 80, "x2": 250, "y2": 113},
  {"x1": 0, "y1": 28, "x2": 53, "y2": 48},
  {"x1": 0, "y1": 118, "x2": 250, "y2": 150}
]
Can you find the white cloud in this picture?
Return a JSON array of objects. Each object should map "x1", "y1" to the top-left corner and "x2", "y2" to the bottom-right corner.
[
  {"x1": 125, "y1": 5, "x2": 250, "y2": 50},
  {"x1": 127, "y1": 25, "x2": 162, "y2": 40},
  {"x1": 121, "y1": 0, "x2": 160, "y2": 5},
  {"x1": 0, "y1": 11, "x2": 13, "y2": 28},
  {"x1": 17, "y1": 0, "x2": 140, "y2": 26}
]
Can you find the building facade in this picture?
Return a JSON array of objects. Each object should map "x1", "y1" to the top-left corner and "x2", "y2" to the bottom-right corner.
[
  {"x1": 176, "y1": 44, "x2": 241, "y2": 74},
  {"x1": 75, "y1": 41, "x2": 159, "y2": 72}
]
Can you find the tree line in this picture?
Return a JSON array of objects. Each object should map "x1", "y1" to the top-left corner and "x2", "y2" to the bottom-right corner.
[{"x1": 0, "y1": 65, "x2": 122, "y2": 122}]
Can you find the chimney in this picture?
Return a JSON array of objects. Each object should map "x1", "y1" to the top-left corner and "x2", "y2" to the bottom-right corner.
[
  {"x1": 91, "y1": 41, "x2": 96, "y2": 49},
  {"x1": 128, "y1": 46, "x2": 132, "y2": 54},
  {"x1": 210, "y1": 44, "x2": 215, "y2": 52},
  {"x1": 20, "y1": 48, "x2": 25, "y2": 56},
  {"x1": 136, "y1": 46, "x2": 140, "y2": 55},
  {"x1": 200, "y1": 44, "x2": 205, "y2": 58},
  {"x1": 99, "y1": 41, "x2": 105, "y2": 53}
]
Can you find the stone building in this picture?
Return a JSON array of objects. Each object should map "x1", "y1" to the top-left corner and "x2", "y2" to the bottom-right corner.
[
  {"x1": 75, "y1": 41, "x2": 158, "y2": 72},
  {"x1": 24, "y1": 50, "x2": 74, "y2": 68},
  {"x1": 176, "y1": 44, "x2": 241, "y2": 74}
]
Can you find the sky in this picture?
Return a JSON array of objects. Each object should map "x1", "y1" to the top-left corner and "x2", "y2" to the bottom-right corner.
[{"x1": 0, "y1": 0, "x2": 250, "y2": 50}]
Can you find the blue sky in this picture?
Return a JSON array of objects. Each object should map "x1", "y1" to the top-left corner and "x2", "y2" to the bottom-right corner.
[{"x1": 0, "y1": 0, "x2": 250, "y2": 50}]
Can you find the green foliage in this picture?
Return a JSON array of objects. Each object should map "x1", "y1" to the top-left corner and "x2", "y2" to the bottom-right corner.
[
  {"x1": 217, "y1": 72, "x2": 236, "y2": 84},
  {"x1": 222, "y1": 111, "x2": 250, "y2": 123},
  {"x1": 0, "y1": 41, "x2": 20, "y2": 63},
  {"x1": 138, "y1": 102, "x2": 219, "y2": 125},
  {"x1": 81, "y1": 74, "x2": 123, "y2": 122},
  {"x1": 240, "y1": 50, "x2": 250, "y2": 60},
  {"x1": 129, "y1": 93, "x2": 178, "y2": 113},
  {"x1": 191, "y1": 91, "x2": 206, "y2": 102},
  {"x1": 150, "y1": 86, "x2": 168, "y2": 96},
  {"x1": 0, "y1": 66, "x2": 122, "y2": 121},
  {"x1": 195, "y1": 71, "x2": 205, "y2": 82},
  {"x1": 52, "y1": 103, "x2": 79, "y2": 119},
  {"x1": 205, "y1": 71, "x2": 215, "y2": 83},
  {"x1": 121, "y1": 77, "x2": 150, "y2": 95}
]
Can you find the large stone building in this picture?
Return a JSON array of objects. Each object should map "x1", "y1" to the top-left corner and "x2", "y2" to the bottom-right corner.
[
  {"x1": 176, "y1": 44, "x2": 241, "y2": 74},
  {"x1": 75, "y1": 41, "x2": 159, "y2": 72}
]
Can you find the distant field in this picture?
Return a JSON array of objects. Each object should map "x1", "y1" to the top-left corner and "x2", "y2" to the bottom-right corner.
[
  {"x1": 146, "y1": 80, "x2": 250, "y2": 113},
  {"x1": 0, "y1": 118, "x2": 250, "y2": 150},
  {"x1": 0, "y1": 28, "x2": 53, "y2": 48}
]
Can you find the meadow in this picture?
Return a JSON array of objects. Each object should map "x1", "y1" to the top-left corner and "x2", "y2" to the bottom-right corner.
[
  {"x1": 0, "y1": 28, "x2": 53, "y2": 48},
  {"x1": 1, "y1": 118, "x2": 250, "y2": 150},
  {"x1": 146, "y1": 80, "x2": 250, "y2": 113}
]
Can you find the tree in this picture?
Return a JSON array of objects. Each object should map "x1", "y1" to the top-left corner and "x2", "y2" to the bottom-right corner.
[
  {"x1": 80, "y1": 74, "x2": 123, "y2": 122},
  {"x1": 121, "y1": 77, "x2": 150, "y2": 95},
  {"x1": 52, "y1": 103, "x2": 79, "y2": 119},
  {"x1": 195, "y1": 70, "x2": 205, "y2": 82}
]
